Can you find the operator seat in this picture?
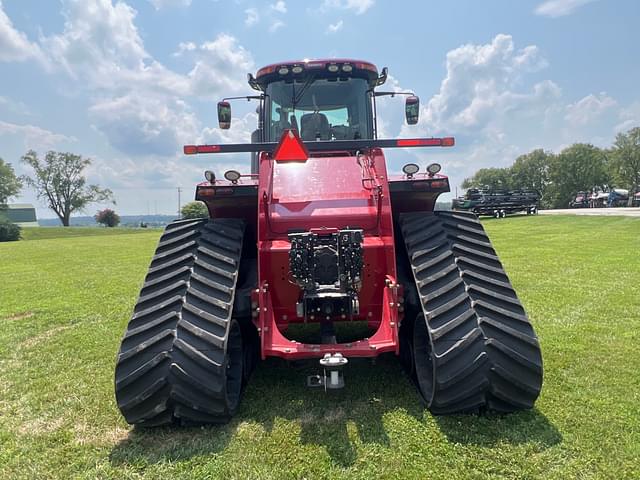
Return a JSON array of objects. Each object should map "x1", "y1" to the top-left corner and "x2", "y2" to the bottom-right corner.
[{"x1": 300, "y1": 112, "x2": 330, "y2": 141}]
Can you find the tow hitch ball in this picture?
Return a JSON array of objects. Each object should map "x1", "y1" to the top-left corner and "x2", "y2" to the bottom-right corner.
[{"x1": 307, "y1": 353, "x2": 348, "y2": 390}]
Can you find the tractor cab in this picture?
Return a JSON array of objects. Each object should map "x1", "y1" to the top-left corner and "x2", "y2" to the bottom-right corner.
[
  {"x1": 254, "y1": 60, "x2": 380, "y2": 142},
  {"x1": 216, "y1": 59, "x2": 419, "y2": 173}
]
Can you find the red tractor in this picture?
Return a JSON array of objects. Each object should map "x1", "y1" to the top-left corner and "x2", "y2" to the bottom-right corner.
[{"x1": 115, "y1": 59, "x2": 543, "y2": 426}]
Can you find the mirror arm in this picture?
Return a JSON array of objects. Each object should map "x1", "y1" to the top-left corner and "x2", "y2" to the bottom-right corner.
[
  {"x1": 373, "y1": 91, "x2": 416, "y2": 98},
  {"x1": 222, "y1": 95, "x2": 264, "y2": 102}
]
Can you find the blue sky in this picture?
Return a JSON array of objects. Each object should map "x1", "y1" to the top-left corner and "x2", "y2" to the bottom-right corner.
[{"x1": 1, "y1": 0, "x2": 639, "y2": 217}]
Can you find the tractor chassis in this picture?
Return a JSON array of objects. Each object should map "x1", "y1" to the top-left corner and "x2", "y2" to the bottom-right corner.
[{"x1": 253, "y1": 277, "x2": 402, "y2": 360}]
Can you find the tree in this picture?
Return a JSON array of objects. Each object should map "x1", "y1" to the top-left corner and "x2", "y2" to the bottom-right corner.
[
  {"x1": 510, "y1": 149, "x2": 553, "y2": 208},
  {"x1": 21, "y1": 151, "x2": 114, "y2": 226},
  {"x1": 0, "y1": 157, "x2": 22, "y2": 208},
  {"x1": 181, "y1": 201, "x2": 208, "y2": 219},
  {"x1": 548, "y1": 143, "x2": 610, "y2": 208},
  {"x1": 610, "y1": 127, "x2": 640, "y2": 204},
  {"x1": 461, "y1": 167, "x2": 512, "y2": 190},
  {"x1": 95, "y1": 208, "x2": 120, "y2": 227}
]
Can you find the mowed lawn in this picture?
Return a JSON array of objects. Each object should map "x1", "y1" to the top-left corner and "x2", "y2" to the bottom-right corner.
[{"x1": 0, "y1": 216, "x2": 639, "y2": 479}]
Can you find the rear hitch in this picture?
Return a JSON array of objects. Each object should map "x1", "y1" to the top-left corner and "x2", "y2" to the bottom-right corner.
[{"x1": 306, "y1": 353, "x2": 348, "y2": 390}]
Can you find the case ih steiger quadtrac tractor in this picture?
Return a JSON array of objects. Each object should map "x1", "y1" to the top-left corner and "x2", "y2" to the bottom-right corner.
[{"x1": 115, "y1": 59, "x2": 543, "y2": 426}]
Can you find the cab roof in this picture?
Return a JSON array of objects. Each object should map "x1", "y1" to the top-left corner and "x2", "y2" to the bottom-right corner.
[{"x1": 253, "y1": 59, "x2": 380, "y2": 89}]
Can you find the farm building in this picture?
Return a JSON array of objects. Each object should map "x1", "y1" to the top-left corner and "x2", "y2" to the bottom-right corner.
[{"x1": 3, "y1": 204, "x2": 39, "y2": 227}]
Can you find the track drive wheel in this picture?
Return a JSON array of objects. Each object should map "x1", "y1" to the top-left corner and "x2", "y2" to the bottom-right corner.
[{"x1": 114, "y1": 218, "x2": 249, "y2": 426}]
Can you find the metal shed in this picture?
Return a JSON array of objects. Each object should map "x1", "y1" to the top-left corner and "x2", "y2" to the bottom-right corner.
[{"x1": 3, "y1": 204, "x2": 39, "y2": 227}]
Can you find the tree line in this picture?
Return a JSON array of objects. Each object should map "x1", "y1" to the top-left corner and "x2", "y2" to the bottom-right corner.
[
  {"x1": 1, "y1": 149, "x2": 207, "y2": 237},
  {"x1": 0, "y1": 151, "x2": 115, "y2": 235},
  {"x1": 461, "y1": 127, "x2": 640, "y2": 209}
]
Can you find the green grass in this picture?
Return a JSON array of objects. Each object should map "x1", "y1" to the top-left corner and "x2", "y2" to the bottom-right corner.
[
  {"x1": 0, "y1": 216, "x2": 639, "y2": 479},
  {"x1": 20, "y1": 226, "x2": 156, "y2": 241}
]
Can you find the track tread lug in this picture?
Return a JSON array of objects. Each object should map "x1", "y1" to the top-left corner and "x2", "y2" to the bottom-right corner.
[
  {"x1": 398, "y1": 212, "x2": 543, "y2": 415},
  {"x1": 115, "y1": 218, "x2": 248, "y2": 427}
]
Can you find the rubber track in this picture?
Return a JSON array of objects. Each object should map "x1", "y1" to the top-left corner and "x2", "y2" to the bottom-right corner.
[
  {"x1": 115, "y1": 218, "x2": 245, "y2": 426},
  {"x1": 400, "y1": 211, "x2": 542, "y2": 413}
]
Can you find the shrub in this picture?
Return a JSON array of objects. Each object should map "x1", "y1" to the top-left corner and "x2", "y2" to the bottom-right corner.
[
  {"x1": 0, "y1": 215, "x2": 21, "y2": 242},
  {"x1": 181, "y1": 201, "x2": 208, "y2": 219},
  {"x1": 95, "y1": 208, "x2": 120, "y2": 228}
]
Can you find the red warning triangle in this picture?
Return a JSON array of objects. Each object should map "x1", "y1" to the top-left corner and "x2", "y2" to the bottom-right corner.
[{"x1": 273, "y1": 129, "x2": 309, "y2": 162}]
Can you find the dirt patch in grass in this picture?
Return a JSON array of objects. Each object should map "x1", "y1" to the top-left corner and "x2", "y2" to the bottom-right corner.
[
  {"x1": 16, "y1": 417, "x2": 65, "y2": 436},
  {"x1": 3, "y1": 311, "x2": 34, "y2": 321},
  {"x1": 73, "y1": 423, "x2": 130, "y2": 447},
  {"x1": 20, "y1": 325, "x2": 71, "y2": 348}
]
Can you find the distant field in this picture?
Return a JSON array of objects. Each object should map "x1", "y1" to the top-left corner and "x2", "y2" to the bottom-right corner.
[
  {"x1": 0, "y1": 216, "x2": 639, "y2": 479},
  {"x1": 20, "y1": 226, "x2": 158, "y2": 241}
]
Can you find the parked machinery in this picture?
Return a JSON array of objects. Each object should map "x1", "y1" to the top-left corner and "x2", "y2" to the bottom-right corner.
[{"x1": 452, "y1": 188, "x2": 539, "y2": 218}]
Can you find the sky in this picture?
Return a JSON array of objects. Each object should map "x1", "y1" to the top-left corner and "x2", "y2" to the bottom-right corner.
[{"x1": 1, "y1": 0, "x2": 639, "y2": 218}]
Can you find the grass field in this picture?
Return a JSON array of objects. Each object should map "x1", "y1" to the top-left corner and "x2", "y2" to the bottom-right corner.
[
  {"x1": 1, "y1": 216, "x2": 639, "y2": 479},
  {"x1": 20, "y1": 226, "x2": 156, "y2": 241}
]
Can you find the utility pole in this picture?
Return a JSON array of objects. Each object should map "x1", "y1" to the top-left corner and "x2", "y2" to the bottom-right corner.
[{"x1": 177, "y1": 187, "x2": 182, "y2": 218}]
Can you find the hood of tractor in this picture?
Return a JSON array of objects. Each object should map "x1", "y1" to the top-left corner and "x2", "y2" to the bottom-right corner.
[{"x1": 268, "y1": 151, "x2": 384, "y2": 231}]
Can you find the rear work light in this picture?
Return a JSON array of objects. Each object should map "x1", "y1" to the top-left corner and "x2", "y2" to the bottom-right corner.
[
  {"x1": 224, "y1": 170, "x2": 241, "y2": 183},
  {"x1": 426, "y1": 163, "x2": 441, "y2": 175},
  {"x1": 402, "y1": 163, "x2": 420, "y2": 177}
]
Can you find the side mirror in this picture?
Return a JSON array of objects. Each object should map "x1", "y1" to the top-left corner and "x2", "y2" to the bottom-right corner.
[
  {"x1": 217, "y1": 101, "x2": 231, "y2": 129},
  {"x1": 405, "y1": 96, "x2": 419, "y2": 125}
]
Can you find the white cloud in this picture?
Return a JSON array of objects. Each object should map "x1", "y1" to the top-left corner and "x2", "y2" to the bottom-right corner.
[
  {"x1": 186, "y1": 34, "x2": 254, "y2": 97},
  {"x1": 0, "y1": 120, "x2": 75, "y2": 149},
  {"x1": 326, "y1": 20, "x2": 343, "y2": 33},
  {"x1": 201, "y1": 112, "x2": 258, "y2": 146},
  {"x1": 422, "y1": 34, "x2": 554, "y2": 135},
  {"x1": 322, "y1": 0, "x2": 374, "y2": 15},
  {"x1": 269, "y1": 20, "x2": 285, "y2": 33},
  {"x1": 534, "y1": 0, "x2": 597, "y2": 18},
  {"x1": 0, "y1": 96, "x2": 31, "y2": 116},
  {"x1": 33, "y1": 1, "x2": 254, "y2": 157},
  {"x1": 387, "y1": 33, "x2": 640, "y2": 192},
  {"x1": 245, "y1": 8, "x2": 259, "y2": 27},
  {"x1": 41, "y1": 0, "x2": 185, "y2": 93},
  {"x1": 616, "y1": 102, "x2": 640, "y2": 134},
  {"x1": 88, "y1": 94, "x2": 199, "y2": 157},
  {"x1": 565, "y1": 93, "x2": 617, "y2": 126},
  {"x1": 173, "y1": 41, "x2": 196, "y2": 56},
  {"x1": 0, "y1": 0, "x2": 42, "y2": 62},
  {"x1": 147, "y1": 0, "x2": 192, "y2": 9},
  {"x1": 270, "y1": 1, "x2": 287, "y2": 14},
  {"x1": 0, "y1": 0, "x2": 261, "y2": 213}
]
